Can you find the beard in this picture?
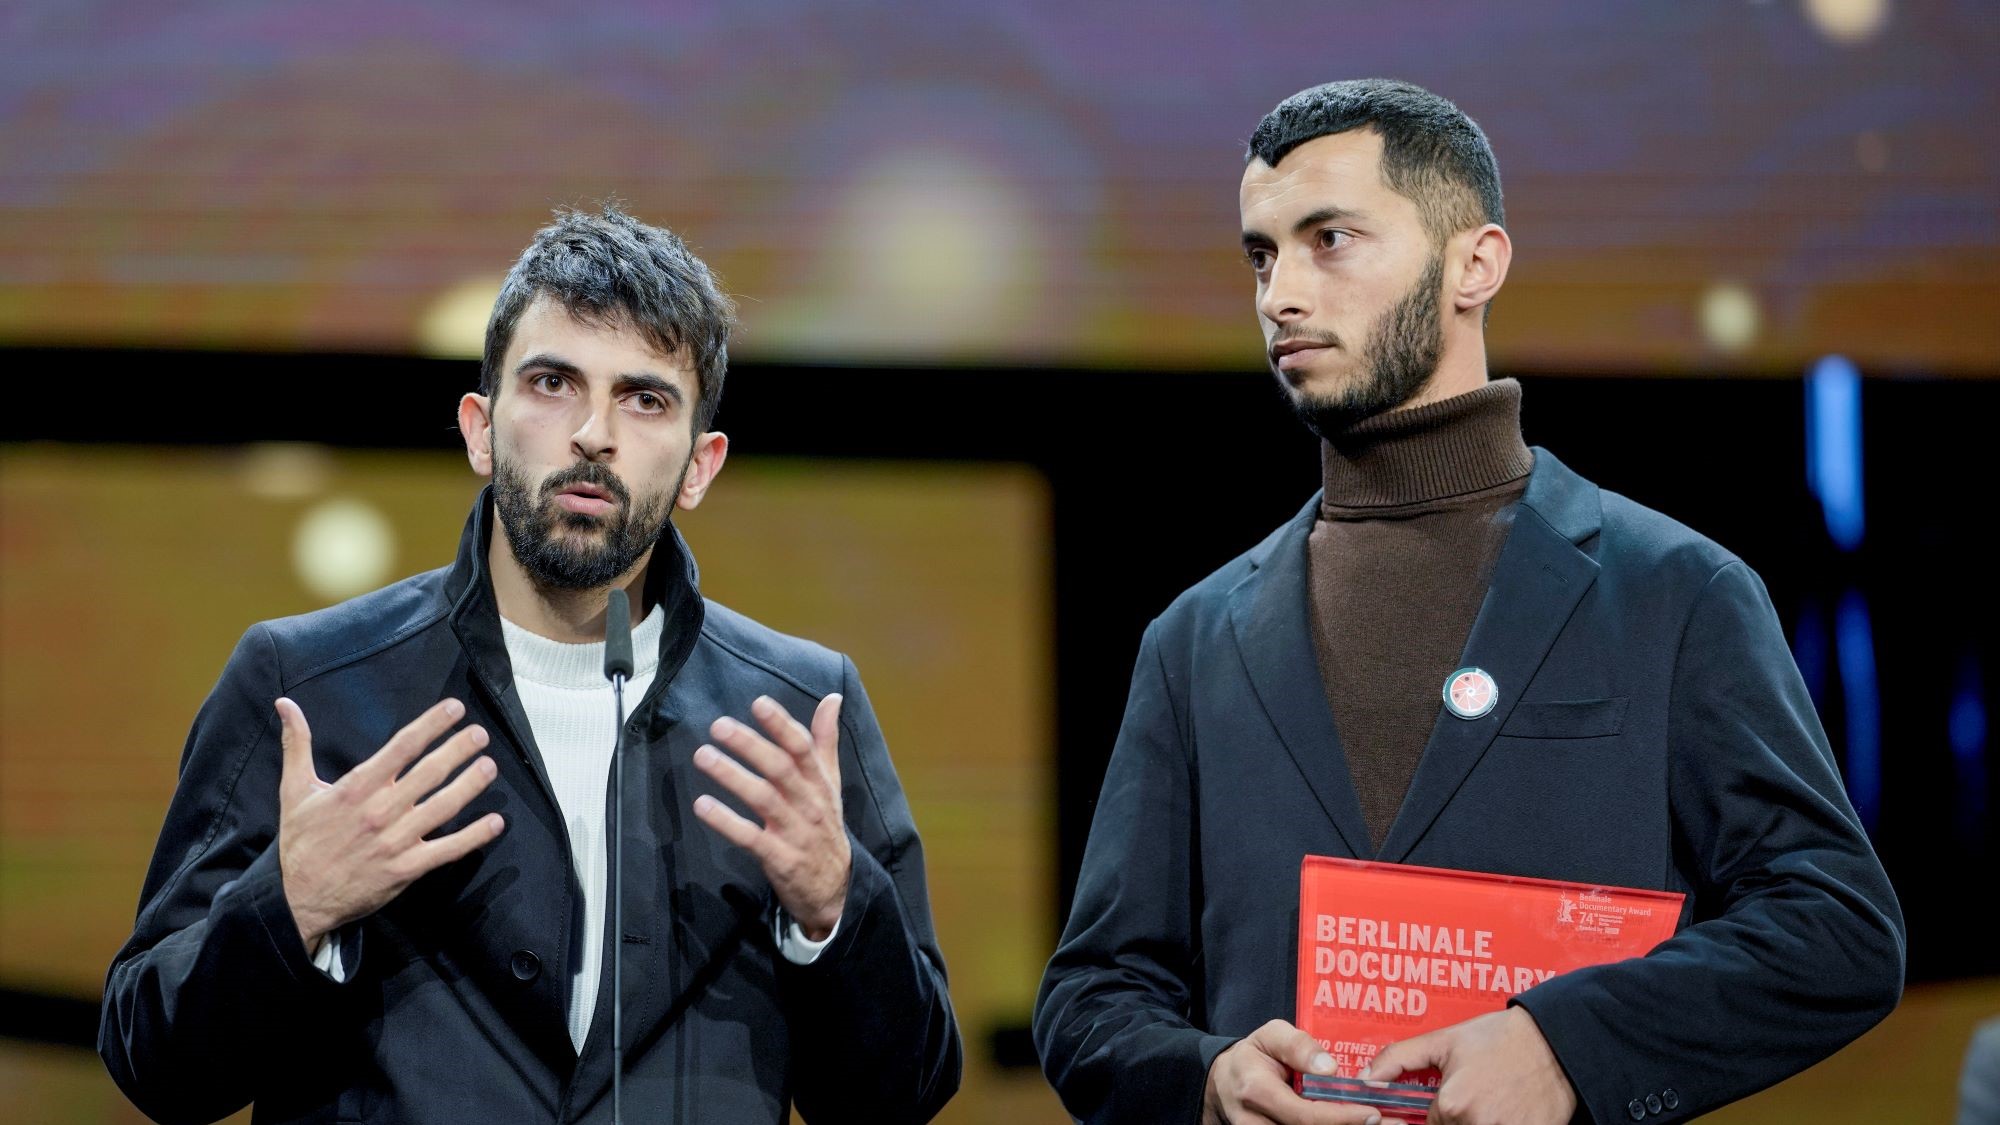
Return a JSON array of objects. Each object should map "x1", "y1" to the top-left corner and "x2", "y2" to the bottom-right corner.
[
  {"x1": 1281, "y1": 250, "x2": 1445, "y2": 440},
  {"x1": 491, "y1": 453, "x2": 684, "y2": 591}
]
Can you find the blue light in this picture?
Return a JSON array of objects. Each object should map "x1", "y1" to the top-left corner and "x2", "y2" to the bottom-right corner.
[
  {"x1": 1951, "y1": 649, "x2": 1988, "y2": 841},
  {"x1": 1834, "y1": 588, "x2": 1881, "y2": 830},
  {"x1": 1805, "y1": 355, "x2": 1865, "y2": 552},
  {"x1": 1791, "y1": 599, "x2": 1828, "y2": 709}
]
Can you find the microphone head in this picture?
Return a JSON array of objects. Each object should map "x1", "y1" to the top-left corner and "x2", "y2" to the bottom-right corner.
[{"x1": 603, "y1": 588, "x2": 635, "y2": 681}]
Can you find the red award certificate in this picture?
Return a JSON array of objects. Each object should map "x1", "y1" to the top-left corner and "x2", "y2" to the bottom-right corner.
[{"x1": 1295, "y1": 856, "x2": 1684, "y2": 1121}]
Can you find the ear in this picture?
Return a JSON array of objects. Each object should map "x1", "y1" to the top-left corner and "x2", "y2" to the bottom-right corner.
[
  {"x1": 458, "y1": 392, "x2": 495, "y2": 478},
  {"x1": 676, "y1": 430, "x2": 730, "y2": 512},
  {"x1": 1451, "y1": 223, "x2": 1512, "y2": 317}
]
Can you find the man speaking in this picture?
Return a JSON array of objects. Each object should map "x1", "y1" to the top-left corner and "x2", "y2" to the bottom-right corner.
[
  {"x1": 100, "y1": 206, "x2": 961, "y2": 1123},
  {"x1": 1034, "y1": 80, "x2": 1902, "y2": 1124}
]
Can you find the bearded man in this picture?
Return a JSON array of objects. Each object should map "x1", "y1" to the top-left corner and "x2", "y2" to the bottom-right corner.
[
  {"x1": 1033, "y1": 80, "x2": 1902, "y2": 1125},
  {"x1": 100, "y1": 206, "x2": 961, "y2": 1124}
]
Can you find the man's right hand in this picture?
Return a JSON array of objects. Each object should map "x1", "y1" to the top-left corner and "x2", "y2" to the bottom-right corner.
[
  {"x1": 275, "y1": 697, "x2": 506, "y2": 956},
  {"x1": 1203, "y1": 1019, "x2": 1384, "y2": 1125}
]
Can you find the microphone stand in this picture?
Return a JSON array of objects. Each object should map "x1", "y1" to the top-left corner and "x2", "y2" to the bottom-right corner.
[{"x1": 601, "y1": 589, "x2": 634, "y2": 1125}]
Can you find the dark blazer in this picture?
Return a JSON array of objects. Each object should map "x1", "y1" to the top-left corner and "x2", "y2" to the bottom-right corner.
[
  {"x1": 1034, "y1": 449, "x2": 1902, "y2": 1124},
  {"x1": 100, "y1": 490, "x2": 961, "y2": 1125}
]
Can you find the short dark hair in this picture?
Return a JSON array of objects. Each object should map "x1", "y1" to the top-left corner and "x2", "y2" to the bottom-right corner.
[
  {"x1": 1247, "y1": 79, "x2": 1504, "y2": 245},
  {"x1": 481, "y1": 204, "x2": 736, "y2": 432}
]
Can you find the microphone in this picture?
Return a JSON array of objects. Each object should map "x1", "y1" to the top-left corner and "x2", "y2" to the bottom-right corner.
[
  {"x1": 604, "y1": 588, "x2": 634, "y2": 682},
  {"x1": 603, "y1": 587, "x2": 632, "y2": 1125}
]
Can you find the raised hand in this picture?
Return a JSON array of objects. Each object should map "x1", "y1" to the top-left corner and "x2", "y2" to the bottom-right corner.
[
  {"x1": 690, "y1": 694, "x2": 850, "y2": 940},
  {"x1": 275, "y1": 697, "x2": 506, "y2": 955}
]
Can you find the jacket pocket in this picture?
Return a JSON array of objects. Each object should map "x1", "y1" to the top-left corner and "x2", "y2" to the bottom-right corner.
[{"x1": 1499, "y1": 698, "x2": 1628, "y2": 739}]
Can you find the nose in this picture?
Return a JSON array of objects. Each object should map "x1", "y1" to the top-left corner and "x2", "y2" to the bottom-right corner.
[
  {"x1": 1258, "y1": 253, "x2": 1312, "y2": 327},
  {"x1": 570, "y1": 399, "x2": 616, "y2": 462}
]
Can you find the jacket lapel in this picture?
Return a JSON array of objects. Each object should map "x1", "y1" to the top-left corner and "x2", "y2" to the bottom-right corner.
[
  {"x1": 1227, "y1": 498, "x2": 1374, "y2": 858},
  {"x1": 1376, "y1": 449, "x2": 1603, "y2": 863},
  {"x1": 445, "y1": 492, "x2": 565, "y2": 823}
]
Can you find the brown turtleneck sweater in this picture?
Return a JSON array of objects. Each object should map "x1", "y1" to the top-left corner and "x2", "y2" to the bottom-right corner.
[{"x1": 1308, "y1": 378, "x2": 1535, "y2": 852}]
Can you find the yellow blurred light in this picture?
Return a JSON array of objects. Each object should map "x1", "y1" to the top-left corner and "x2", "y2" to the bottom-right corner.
[
  {"x1": 1803, "y1": 0, "x2": 1890, "y2": 44},
  {"x1": 752, "y1": 145, "x2": 1043, "y2": 358},
  {"x1": 1700, "y1": 282, "x2": 1761, "y2": 353},
  {"x1": 417, "y1": 276, "x2": 504, "y2": 359},
  {"x1": 239, "y1": 442, "x2": 334, "y2": 500},
  {"x1": 293, "y1": 497, "x2": 397, "y2": 603}
]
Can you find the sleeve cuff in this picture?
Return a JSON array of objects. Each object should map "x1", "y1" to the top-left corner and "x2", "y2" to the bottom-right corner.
[
  {"x1": 229, "y1": 843, "x2": 353, "y2": 1002},
  {"x1": 775, "y1": 911, "x2": 841, "y2": 965},
  {"x1": 310, "y1": 923, "x2": 362, "y2": 982},
  {"x1": 775, "y1": 834, "x2": 894, "y2": 972},
  {"x1": 1511, "y1": 975, "x2": 1618, "y2": 1125}
]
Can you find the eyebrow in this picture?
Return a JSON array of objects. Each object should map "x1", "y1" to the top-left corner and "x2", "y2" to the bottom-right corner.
[
  {"x1": 615, "y1": 371, "x2": 685, "y2": 407},
  {"x1": 1240, "y1": 205, "x2": 1369, "y2": 250},
  {"x1": 515, "y1": 353, "x2": 686, "y2": 407}
]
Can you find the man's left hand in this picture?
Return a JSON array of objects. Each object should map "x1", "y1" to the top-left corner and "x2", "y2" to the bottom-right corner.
[
  {"x1": 691, "y1": 694, "x2": 850, "y2": 939},
  {"x1": 1362, "y1": 1007, "x2": 1576, "y2": 1125}
]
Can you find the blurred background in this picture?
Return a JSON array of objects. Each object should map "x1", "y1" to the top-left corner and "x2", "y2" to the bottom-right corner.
[{"x1": 3, "y1": 0, "x2": 1996, "y2": 1121}]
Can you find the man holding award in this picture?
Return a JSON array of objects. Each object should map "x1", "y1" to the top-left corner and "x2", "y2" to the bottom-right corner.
[{"x1": 1033, "y1": 80, "x2": 1903, "y2": 1125}]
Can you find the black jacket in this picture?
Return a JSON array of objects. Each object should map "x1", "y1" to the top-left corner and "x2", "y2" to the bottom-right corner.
[
  {"x1": 100, "y1": 489, "x2": 962, "y2": 1124},
  {"x1": 1034, "y1": 450, "x2": 1903, "y2": 1124}
]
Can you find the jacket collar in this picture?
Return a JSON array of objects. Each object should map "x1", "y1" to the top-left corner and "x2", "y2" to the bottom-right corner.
[
  {"x1": 444, "y1": 485, "x2": 705, "y2": 679},
  {"x1": 1228, "y1": 447, "x2": 1603, "y2": 860}
]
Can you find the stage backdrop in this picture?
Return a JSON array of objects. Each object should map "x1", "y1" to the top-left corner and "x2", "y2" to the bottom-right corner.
[{"x1": 2, "y1": 0, "x2": 1995, "y2": 374}]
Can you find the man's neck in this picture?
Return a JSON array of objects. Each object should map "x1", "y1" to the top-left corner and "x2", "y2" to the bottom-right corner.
[
  {"x1": 486, "y1": 532, "x2": 650, "y2": 644},
  {"x1": 1399, "y1": 320, "x2": 1490, "y2": 412}
]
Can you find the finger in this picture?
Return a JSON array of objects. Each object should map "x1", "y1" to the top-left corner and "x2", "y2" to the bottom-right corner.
[
  {"x1": 391, "y1": 723, "x2": 491, "y2": 803},
  {"x1": 692, "y1": 793, "x2": 777, "y2": 858},
  {"x1": 398, "y1": 755, "x2": 500, "y2": 842},
  {"x1": 1360, "y1": 1030, "x2": 1446, "y2": 1086},
  {"x1": 749, "y1": 695, "x2": 815, "y2": 759},
  {"x1": 1239, "y1": 1074, "x2": 1379, "y2": 1125},
  {"x1": 402, "y1": 812, "x2": 506, "y2": 876},
  {"x1": 708, "y1": 716, "x2": 799, "y2": 793},
  {"x1": 692, "y1": 744, "x2": 781, "y2": 822},
  {"x1": 1249, "y1": 1019, "x2": 1337, "y2": 1077},
  {"x1": 352, "y1": 698, "x2": 467, "y2": 788},
  {"x1": 275, "y1": 698, "x2": 317, "y2": 808},
  {"x1": 810, "y1": 693, "x2": 843, "y2": 787}
]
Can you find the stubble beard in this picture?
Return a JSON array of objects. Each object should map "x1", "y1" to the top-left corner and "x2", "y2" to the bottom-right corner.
[
  {"x1": 491, "y1": 452, "x2": 686, "y2": 591},
  {"x1": 1283, "y1": 250, "x2": 1446, "y2": 441}
]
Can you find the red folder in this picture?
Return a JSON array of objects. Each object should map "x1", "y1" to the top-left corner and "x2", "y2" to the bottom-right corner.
[{"x1": 1295, "y1": 856, "x2": 1684, "y2": 1121}]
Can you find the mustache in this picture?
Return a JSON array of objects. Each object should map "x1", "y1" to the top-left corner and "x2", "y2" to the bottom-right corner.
[
  {"x1": 539, "y1": 461, "x2": 632, "y2": 509},
  {"x1": 1269, "y1": 328, "x2": 1341, "y2": 359}
]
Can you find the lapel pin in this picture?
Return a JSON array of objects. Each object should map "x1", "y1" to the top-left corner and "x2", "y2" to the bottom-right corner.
[{"x1": 1444, "y1": 667, "x2": 1499, "y2": 720}]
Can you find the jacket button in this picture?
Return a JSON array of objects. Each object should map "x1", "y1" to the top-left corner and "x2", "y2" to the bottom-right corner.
[
  {"x1": 510, "y1": 950, "x2": 540, "y2": 981},
  {"x1": 1646, "y1": 1094, "x2": 1663, "y2": 1114},
  {"x1": 1628, "y1": 1099, "x2": 1646, "y2": 1120},
  {"x1": 1662, "y1": 1089, "x2": 1679, "y2": 1110}
]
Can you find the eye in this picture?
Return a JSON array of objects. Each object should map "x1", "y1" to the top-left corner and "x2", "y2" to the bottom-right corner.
[
  {"x1": 531, "y1": 372, "x2": 568, "y2": 395},
  {"x1": 628, "y1": 391, "x2": 666, "y2": 414},
  {"x1": 1315, "y1": 228, "x2": 1349, "y2": 250},
  {"x1": 1244, "y1": 247, "x2": 1274, "y2": 272}
]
